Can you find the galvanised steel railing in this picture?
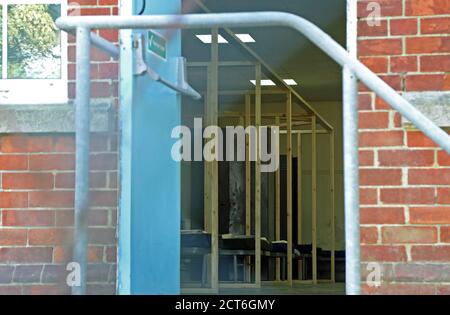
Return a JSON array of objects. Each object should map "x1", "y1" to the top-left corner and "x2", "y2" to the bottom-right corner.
[{"x1": 56, "y1": 12, "x2": 450, "y2": 295}]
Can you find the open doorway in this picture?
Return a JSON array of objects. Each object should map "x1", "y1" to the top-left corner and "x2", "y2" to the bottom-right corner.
[{"x1": 178, "y1": 0, "x2": 346, "y2": 294}]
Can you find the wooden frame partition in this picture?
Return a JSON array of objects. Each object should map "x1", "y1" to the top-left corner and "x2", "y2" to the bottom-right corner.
[{"x1": 182, "y1": 57, "x2": 336, "y2": 292}]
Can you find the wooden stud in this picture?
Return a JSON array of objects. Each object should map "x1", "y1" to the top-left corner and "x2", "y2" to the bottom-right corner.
[
  {"x1": 311, "y1": 115, "x2": 318, "y2": 284},
  {"x1": 255, "y1": 63, "x2": 262, "y2": 287},
  {"x1": 330, "y1": 131, "x2": 336, "y2": 283},
  {"x1": 245, "y1": 95, "x2": 251, "y2": 236},
  {"x1": 275, "y1": 116, "x2": 281, "y2": 281},
  {"x1": 297, "y1": 132, "x2": 302, "y2": 280},
  {"x1": 245, "y1": 95, "x2": 252, "y2": 283},
  {"x1": 286, "y1": 92, "x2": 293, "y2": 286},
  {"x1": 210, "y1": 28, "x2": 219, "y2": 292}
]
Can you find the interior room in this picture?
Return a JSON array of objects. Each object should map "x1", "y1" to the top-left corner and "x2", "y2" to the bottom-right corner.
[{"x1": 178, "y1": 0, "x2": 346, "y2": 294}]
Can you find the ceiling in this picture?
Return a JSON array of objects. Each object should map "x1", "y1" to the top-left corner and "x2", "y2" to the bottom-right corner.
[{"x1": 181, "y1": 0, "x2": 346, "y2": 102}]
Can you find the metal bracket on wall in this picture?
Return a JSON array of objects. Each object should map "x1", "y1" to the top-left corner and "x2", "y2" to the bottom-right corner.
[{"x1": 133, "y1": 34, "x2": 201, "y2": 100}]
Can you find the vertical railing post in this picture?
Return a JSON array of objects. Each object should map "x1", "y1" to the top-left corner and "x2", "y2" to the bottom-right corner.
[
  {"x1": 72, "y1": 26, "x2": 91, "y2": 295},
  {"x1": 343, "y1": 66, "x2": 361, "y2": 295}
]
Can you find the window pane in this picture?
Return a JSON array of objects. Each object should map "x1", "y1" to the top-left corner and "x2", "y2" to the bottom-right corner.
[{"x1": 7, "y1": 4, "x2": 61, "y2": 79}]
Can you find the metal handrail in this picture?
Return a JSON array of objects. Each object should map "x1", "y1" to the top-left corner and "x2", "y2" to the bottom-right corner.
[{"x1": 56, "y1": 11, "x2": 450, "y2": 296}]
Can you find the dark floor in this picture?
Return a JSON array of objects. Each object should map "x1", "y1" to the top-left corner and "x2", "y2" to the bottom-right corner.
[{"x1": 219, "y1": 283, "x2": 346, "y2": 295}]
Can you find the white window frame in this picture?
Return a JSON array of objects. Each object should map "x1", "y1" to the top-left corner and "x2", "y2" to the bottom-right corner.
[{"x1": 0, "y1": 0, "x2": 68, "y2": 105}]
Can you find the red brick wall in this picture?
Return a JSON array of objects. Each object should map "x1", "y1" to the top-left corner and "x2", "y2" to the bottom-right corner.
[
  {"x1": 0, "y1": 0, "x2": 119, "y2": 295},
  {"x1": 358, "y1": 0, "x2": 450, "y2": 294}
]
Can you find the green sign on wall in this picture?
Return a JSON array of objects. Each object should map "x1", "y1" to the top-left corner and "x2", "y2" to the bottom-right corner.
[{"x1": 148, "y1": 30, "x2": 167, "y2": 60}]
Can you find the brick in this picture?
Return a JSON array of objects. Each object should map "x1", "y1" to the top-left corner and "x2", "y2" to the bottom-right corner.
[
  {"x1": 90, "y1": 153, "x2": 117, "y2": 171},
  {"x1": 407, "y1": 37, "x2": 450, "y2": 54},
  {"x1": 358, "y1": 93, "x2": 373, "y2": 110},
  {"x1": 91, "y1": 191, "x2": 117, "y2": 207},
  {"x1": 80, "y1": 7, "x2": 110, "y2": 15},
  {"x1": 360, "y1": 75, "x2": 402, "y2": 91},
  {"x1": 361, "y1": 227, "x2": 378, "y2": 244},
  {"x1": 437, "y1": 188, "x2": 450, "y2": 204},
  {"x1": 390, "y1": 56, "x2": 418, "y2": 73},
  {"x1": 87, "y1": 264, "x2": 110, "y2": 282},
  {"x1": 405, "y1": 0, "x2": 450, "y2": 16},
  {"x1": 437, "y1": 285, "x2": 450, "y2": 295},
  {"x1": 405, "y1": 74, "x2": 450, "y2": 91},
  {"x1": 361, "y1": 207, "x2": 405, "y2": 224},
  {"x1": 91, "y1": 82, "x2": 114, "y2": 98},
  {"x1": 0, "y1": 155, "x2": 28, "y2": 170},
  {"x1": 390, "y1": 18, "x2": 418, "y2": 35},
  {"x1": 358, "y1": 39, "x2": 403, "y2": 56},
  {"x1": 0, "y1": 266, "x2": 15, "y2": 284},
  {"x1": 52, "y1": 246, "x2": 104, "y2": 264},
  {"x1": 28, "y1": 228, "x2": 73, "y2": 246},
  {"x1": 106, "y1": 246, "x2": 117, "y2": 263},
  {"x1": 360, "y1": 188, "x2": 378, "y2": 205},
  {"x1": 361, "y1": 245, "x2": 407, "y2": 262},
  {"x1": 0, "y1": 247, "x2": 53, "y2": 263},
  {"x1": 410, "y1": 207, "x2": 450, "y2": 224},
  {"x1": 359, "y1": 150, "x2": 374, "y2": 166},
  {"x1": 55, "y1": 172, "x2": 107, "y2": 189},
  {"x1": 22, "y1": 284, "x2": 69, "y2": 295},
  {"x1": 41, "y1": 265, "x2": 66, "y2": 284},
  {"x1": 421, "y1": 55, "x2": 450, "y2": 73},
  {"x1": 360, "y1": 168, "x2": 402, "y2": 186},
  {"x1": 362, "y1": 283, "x2": 435, "y2": 295},
  {"x1": 0, "y1": 229, "x2": 27, "y2": 245},
  {"x1": 0, "y1": 192, "x2": 28, "y2": 208},
  {"x1": 380, "y1": 188, "x2": 435, "y2": 204},
  {"x1": 89, "y1": 227, "x2": 116, "y2": 245},
  {"x1": 87, "y1": 284, "x2": 115, "y2": 295},
  {"x1": 441, "y1": 226, "x2": 450, "y2": 242},
  {"x1": 2, "y1": 210, "x2": 54, "y2": 227},
  {"x1": 409, "y1": 169, "x2": 450, "y2": 185},
  {"x1": 0, "y1": 135, "x2": 53, "y2": 153},
  {"x1": 375, "y1": 96, "x2": 391, "y2": 110},
  {"x1": 359, "y1": 131, "x2": 404, "y2": 147},
  {"x1": 29, "y1": 191, "x2": 74, "y2": 208},
  {"x1": 357, "y1": 0, "x2": 403, "y2": 18},
  {"x1": 382, "y1": 226, "x2": 437, "y2": 244},
  {"x1": 421, "y1": 17, "x2": 450, "y2": 34},
  {"x1": 29, "y1": 154, "x2": 75, "y2": 171},
  {"x1": 378, "y1": 150, "x2": 434, "y2": 166},
  {"x1": 395, "y1": 263, "x2": 450, "y2": 282},
  {"x1": 99, "y1": 29, "x2": 119, "y2": 43},
  {"x1": 0, "y1": 286, "x2": 21, "y2": 294},
  {"x1": 2, "y1": 173, "x2": 54, "y2": 189},
  {"x1": 55, "y1": 209, "x2": 109, "y2": 227},
  {"x1": 407, "y1": 131, "x2": 439, "y2": 147},
  {"x1": 358, "y1": 20, "x2": 388, "y2": 37},
  {"x1": 98, "y1": 0, "x2": 118, "y2": 5},
  {"x1": 360, "y1": 57, "x2": 388, "y2": 73},
  {"x1": 438, "y1": 150, "x2": 450, "y2": 166},
  {"x1": 98, "y1": 62, "x2": 119, "y2": 79},
  {"x1": 359, "y1": 112, "x2": 390, "y2": 129},
  {"x1": 13, "y1": 265, "x2": 43, "y2": 283},
  {"x1": 411, "y1": 245, "x2": 450, "y2": 261}
]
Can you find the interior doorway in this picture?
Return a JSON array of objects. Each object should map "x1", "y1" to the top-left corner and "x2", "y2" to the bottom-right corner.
[{"x1": 178, "y1": 0, "x2": 346, "y2": 294}]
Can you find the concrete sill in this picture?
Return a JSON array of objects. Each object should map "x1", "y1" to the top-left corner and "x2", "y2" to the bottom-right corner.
[
  {"x1": 0, "y1": 102, "x2": 113, "y2": 133},
  {"x1": 402, "y1": 92, "x2": 450, "y2": 128}
]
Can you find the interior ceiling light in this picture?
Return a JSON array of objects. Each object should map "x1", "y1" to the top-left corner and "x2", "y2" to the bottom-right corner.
[
  {"x1": 250, "y1": 79, "x2": 276, "y2": 86},
  {"x1": 195, "y1": 34, "x2": 228, "y2": 44},
  {"x1": 235, "y1": 33, "x2": 255, "y2": 43},
  {"x1": 283, "y1": 79, "x2": 298, "y2": 86}
]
